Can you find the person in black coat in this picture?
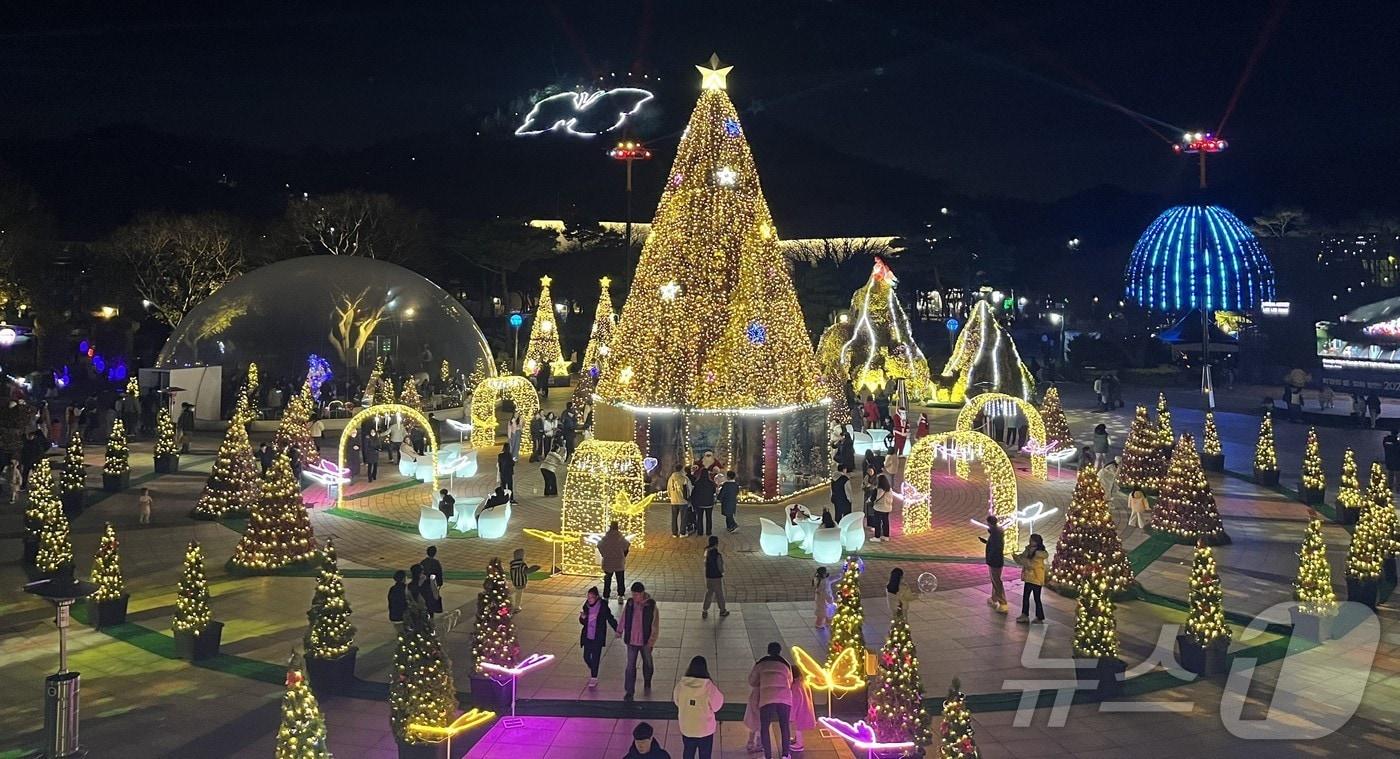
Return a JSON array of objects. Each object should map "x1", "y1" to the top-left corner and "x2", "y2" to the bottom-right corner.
[
  {"x1": 718, "y1": 471, "x2": 739, "y2": 533},
  {"x1": 830, "y1": 464, "x2": 853, "y2": 521},
  {"x1": 577, "y1": 586, "x2": 618, "y2": 686},
  {"x1": 497, "y1": 442, "x2": 516, "y2": 502},
  {"x1": 387, "y1": 570, "x2": 408, "y2": 632},
  {"x1": 833, "y1": 431, "x2": 856, "y2": 473},
  {"x1": 1385, "y1": 427, "x2": 1400, "y2": 488},
  {"x1": 978, "y1": 517, "x2": 1007, "y2": 612},
  {"x1": 689, "y1": 467, "x2": 717, "y2": 536},
  {"x1": 528, "y1": 412, "x2": 546, "y2": 462}
]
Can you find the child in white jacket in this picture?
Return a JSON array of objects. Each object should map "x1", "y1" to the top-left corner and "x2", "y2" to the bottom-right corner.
[{"x1": 673, "y1": 655, "x2": 724, "y2": 756}]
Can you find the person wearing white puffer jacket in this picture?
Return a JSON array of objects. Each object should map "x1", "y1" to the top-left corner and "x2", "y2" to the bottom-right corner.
[{"x1": 673, "y1": 655, "x2": 724, "y2": 759}]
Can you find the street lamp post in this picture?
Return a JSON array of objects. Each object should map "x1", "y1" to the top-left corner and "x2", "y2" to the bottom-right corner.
[
  {"x1": 509, "y1": 312, "x2": 523, "y2": 373},
  {"x1": 609, "y1": 141, "x2": 652, "y2": 284},
  {"x1": 1048, "y1": 312, "x2": 1066, "y2": 364}
]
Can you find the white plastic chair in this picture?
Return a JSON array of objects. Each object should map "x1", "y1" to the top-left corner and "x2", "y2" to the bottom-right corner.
[
  {"x1": 477, "y1": 503, "x2": 512, "y2": 540},
  {"x1": 454, "y1": 498, "x2": 482, "y2": 533},
  {"x1": 838, "y1": 513, "x2": 866, "y2": 552},
  {"x1": 812, "y1": 527, "x2": 843, "y2": 564},
  {"x1": 414, "y1": 459, "x2": 435, "y2": 483},
  {"x1": 758, "y1": 518, "x2": 788, "y2": 557},
  {"x1": 418, "y1": 507, "x2": 448, "y2": 540}
]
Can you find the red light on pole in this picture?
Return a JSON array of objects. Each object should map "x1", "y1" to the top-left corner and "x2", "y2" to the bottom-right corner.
[
  {"x1": 1174, "y1": 131, "x2": 1229, "y2": 188},
  {"x1": 610, "y1": 141, "x2": 653, "y2": 287}
]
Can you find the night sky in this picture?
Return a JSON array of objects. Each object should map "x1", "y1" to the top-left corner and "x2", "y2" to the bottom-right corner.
[{"x1": 2, "y1": 2, "x2": 1397, "y2": 216}]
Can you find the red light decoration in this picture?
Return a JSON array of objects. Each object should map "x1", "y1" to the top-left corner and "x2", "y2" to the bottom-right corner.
[
  {"x1": 1173, "y1": 131, "x2": 1228, "y2": 155},
  {"x1": 608, "y1": 141, "x2": 652, "y2": 161}
]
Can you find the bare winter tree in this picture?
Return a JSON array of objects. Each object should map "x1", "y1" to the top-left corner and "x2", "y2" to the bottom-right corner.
[
  {"x1": 781, "y1": 236, "x2": 903, "y2": 265},
  {"x1": 1251, "y1": 208, "x2": 1312, "y2": 238},
  {"x1": 329, "y1": 288, "x2": 390, "y2": 370},
  {"x1": 284, "y1": 192, "x2": 426, "y2": 264},
  {"x1": 107, "y1": 212, "x2": 246, "y2": 326}
]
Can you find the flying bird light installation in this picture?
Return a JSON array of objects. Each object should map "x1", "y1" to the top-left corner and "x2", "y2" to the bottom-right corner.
[{"x1": 515, "y1": 88, "x2": 654, "y2": 137}]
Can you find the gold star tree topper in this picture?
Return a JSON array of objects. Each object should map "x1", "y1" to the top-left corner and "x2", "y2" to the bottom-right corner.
[{"x1": 696, "y1": 53, "x2": 732, "y2": 90}]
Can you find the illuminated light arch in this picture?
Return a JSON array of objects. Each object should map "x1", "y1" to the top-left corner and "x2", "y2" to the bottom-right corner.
[
  {"x1": 336, "y1": 403, "x2": 437, "y2": 509},
  {"x1": 955, "y1": 392, "x2": 1048, "y2": 480},
  {"x1": 470, "y1": 377, "x2": 540, "y2": 460},
  {"x1": 905, "y1": 430, "x2": 1018, "y2": 550},
  {"x1": 561, "y1": 440, "x2": 646, "y2": 575}
]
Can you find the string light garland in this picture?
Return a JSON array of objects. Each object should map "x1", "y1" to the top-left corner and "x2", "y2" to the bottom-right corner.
[
  {"x1": 470, "y1": 558, "x2": 521, "y2": 674},
  {"x1": 1152, "y1": 433, "x2": 1230, "y2": 545},
  {"x1": 561, "y1": 440, "x2": 645, "y2": 573},
  {"x1": 868, "y1": 607, "x2": 932, "y2": 751},
  {"x1": 304, "y1": 538, "x2": 356, "y2": 660},
  {"x1": 275, "y1": 654, "x2": 333, "y2": 759},
  {"x1": 956, "y1": 393, "x2": 1047, "y2": 480},
  {"x1": 1294, "y1": 517, "x2": 1339, "y2": 617},
  {"x1": 231, "y1": 454, "x2": 318, "y2": 572},
  {"x1": 1338, "y1": 448, "x2": 1363, "y2": 512},
  {"x1": 595, "y1": 56, "x2": 824, "y2": 412},
  {"x1": 154, "y1": 405, "x2": 179, "y2": 460},
  {"x1": 193, "y1": 417, "x2": 260, "y2": 519},
  {"x1": 390, "y1": 600, "x2": 457, "y2": 745},
  {"x1": 936, "y1": 678, "x2": 979, "y2": 759},
  {"x1": 816, "y1": 257, "x2": 932, "y2": 399},
  {"x1": 1117, "y1": 406, "x2": 1166, "y2": 493},
  {"x1": 103, "y1": 419, "x2": 130, "y2": 478},
  {"x1": 1124, "y1": 205, "x2": 1276, "y2": 312},
  {"x1": 939, "y1": 300, "x2": 1034, "y2": 403},
  {"x1": 469, "y1": 377, "x2": 539, "y2": 461},
  {"x1": 1048, "y1": 466, "x2": 1136, "y2": 597},
  {"x1": 827, "y1": 556, "x2": 867, "y2": 667},
  {"x1": 1301, "y1": 427, "x2": 1326, "y2": 494},
  {"x1": 1072, "y1": 559, "x2": 1119, "y2": 659},
  {"x1": 523, "y1": 275, "x2": 570, "y2": 377},
  {"x1": 60, "y1": 430, "x2": 85, "y2": 496},
  {"x1": 90, "y1": 522, "x2": 127, "y2": 602},
  {"x1": 173, "y1": 541, "x2": 213, "y2": 635},
  {"x1": 1184, "y1": 541, "x2": 1230, "y2": 647},
  {"x1": 1253, "y1": 411, "x2": 1278, "y2": 474}
]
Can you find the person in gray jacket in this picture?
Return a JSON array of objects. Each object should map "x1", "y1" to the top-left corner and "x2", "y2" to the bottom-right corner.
[
  {"x1": 747, "y1": 641, "x2": 794, "y2": 759},
  {"x1": 597, "y1": 521, "x2": 630, "y2": 602}
]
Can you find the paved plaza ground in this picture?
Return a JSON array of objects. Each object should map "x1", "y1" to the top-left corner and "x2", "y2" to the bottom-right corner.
[{"x1": 2, "y1": 381, "x2": 1399, "y2": 758}]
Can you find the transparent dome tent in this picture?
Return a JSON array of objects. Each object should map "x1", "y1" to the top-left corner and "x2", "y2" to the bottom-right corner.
[{"x1": 157, "y1": 256, "x2": 496, "y2": 384}]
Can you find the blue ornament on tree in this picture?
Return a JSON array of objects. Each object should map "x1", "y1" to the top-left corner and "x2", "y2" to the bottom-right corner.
[
  {"x1": 723, "y1": 117, "x2": 742, "y2": 137},
  {"x1": 746, "y1": 320, "x2": 767, "y2": 345}
]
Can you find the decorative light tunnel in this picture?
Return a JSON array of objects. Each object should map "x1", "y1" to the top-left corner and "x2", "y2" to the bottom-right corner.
[{"x1": 1123, "y1": 205, "x2": 1276, "y2": 312}]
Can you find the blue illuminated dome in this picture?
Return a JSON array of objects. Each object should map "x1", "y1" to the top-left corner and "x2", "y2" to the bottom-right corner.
[{"x1": 1123, "y1": 205, "x2": 1276, "y2": 312}]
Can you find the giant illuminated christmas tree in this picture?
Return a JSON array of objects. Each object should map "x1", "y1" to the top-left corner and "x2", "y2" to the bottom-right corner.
[
  {"x1": 868, "y1": 607, "x2": 932, "y2": 751},
  {"x1": 1048, "y1": 466, "x2": 1135, "y2": 598},
  {"x1": 827, "y1": 556, "x2": 866, "y2": 666},
  {"x1": 593, "y1": 56, "x2": 824, "y2": 494},
  {"x1": 597, "y1": 57, "x2": 823, "y2": 412},
  {"x1": 1117, "y1": 406, "x2": 1165, "y2": 493},
  {"x1": 390, "y1": 600, "x2": 457, "y2": 745},
  {"x1": 816, "y1": 257, "x2": 932, "y2": 399},
  {"x1": 230, "y1": 454, "x2": 318, "y2": 572},
  {"x1": 1152, "y1": 434, "x2": 1230, "y2": 545},
  {"x1": 940, "y1": 300, "x2": 1033, "y2": 402},
  {"x1": 193, "y1": 418, "x2": 260, "y2": 520},
  {"x1": 470, "y1": 558, "x2": 520, "y2": 673},
  {"x1": 523, "y1": 275, "x2": 568, "y2": 379}
]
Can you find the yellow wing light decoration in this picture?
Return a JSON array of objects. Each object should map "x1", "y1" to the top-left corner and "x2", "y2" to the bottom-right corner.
[
  {"x1": 611, "y1": 490, "x2": 659, "y2": 517},
  {"x1": 791, "y1": 645, "x2": 865, "y2": 693},
  {"x1": 408, "y1": 708, "x2": 496, "y2": 744}
]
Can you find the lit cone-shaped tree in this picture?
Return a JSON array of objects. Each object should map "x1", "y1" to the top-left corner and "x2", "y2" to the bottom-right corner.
[
  {"x1": 273, "y1": 381, "x2": 322, "y2": 469},
  {"x1": 1152, "y1": 434, "x2": 1230, "y2": 545},
  {"x1": 936, "y1": 678, "x2": 979, "y2": 759},
  {"x1": 596, "y1": 56, "x2": 824, "y2": 412},
  {"x1": 390, "y1": 599, "x2": 457, "y2": 745},
  {"x1": 470, "y1": 558, "x2": 520, "y2": 673},
  {"x1": 60, "y1": 430, "x2": 86, "y2": 498},
  {"x1": 1201, "y1": 412, "x2": 1224, "y2": 471},
  {"x1": 173, "y1": 541, "x2": 213, "y2": 635},
  {"x1": 103, "y1": 419, "x2": 130, "y2": 485},
  {"x1": 581, "y1": 276, "x2": 617, "y2": 378},
  {"x1": 1048, "y1": 467, "x2": 1136, "y2": 598},
  {"x1": 1365, "y1": 462, "x2": 1400, "y2": 561},
  {"x1": 523, "y1": 275, "x2": 568, "y2": 378},
  {"x1": 1338, "y1": 448, "x2": 1363, "y2": 519},
  {"x1": 399, "y1": 379, "x2": 423, "y2": 411},
  {"x1": 1117, "y1": 406, "x2": 1165, "y2": 493},
  {"x1": 868, "y1": 607, "x2": 932, "y2": 751},
  {"x1": 35, "y1": 492, "x2": 74, "y2": 576},
  {"x1": 1184, "y1": 541, "x2": 1230, "y2": 647},
  {"x1": 192, "y1": 418, "x2": 260, "y2": 520},
  {"x1": 1300, "y1": 427, "x2": 1326, "y2": 503},
  {"x1": 828, "y1": 556, "x2": 866, "y2": 666},
  {"x1": 374, "y1": 375, "x2": 395, "y2": 407},
  {"x1": 939, "y1": 300, "x2": 1033, "y2": 401},
  {"x1": 1155, "y1": 393, "x2": 1174, "y2": 456},
  {"x1": 154, "y1": 405, "x2": 179, "y2": 464},
  {"x1": 816, "y1": 257, "x2": 932, "y2": 399},
  {"x1": 276, "y1": 654, "x2": 333, "y2": 759},
  {"x1": 90, "y1": 523, "x2": 127, "y2": 602},
  {"x1": 24, "y1": 459, "x2": 61, "y2": 561},
  {"x1": 231, "y1": 454, "x2": 318, "y2": 572},
  {"x1": 1038, "y1": 386, "x2": 1074, "y2": 452},
  {"x1": 440, "y1": 359, "x2": 452, "y2": 386},
  {"x1": 305, "y1": 539, "x2": 356, "y2": 662},
  {"x1": 236, "y1": 378, "x2": 259, "y2": 425},
  {"x1": 246, "y1": 362, "x2": 260, "y2": 401},
  {"x1": 1294, "y1": 517, "x2": 1338, "y2": 617},
  {"x1": 1253, "y1": 412, "x2": 1279, "y2": 485},
  {"x1": 1346, "y1": 463, "x2": 1390, "y2": 598},
  {"x1": 1072, "y1": 563, "x2": 1118, "y2": 660}
]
